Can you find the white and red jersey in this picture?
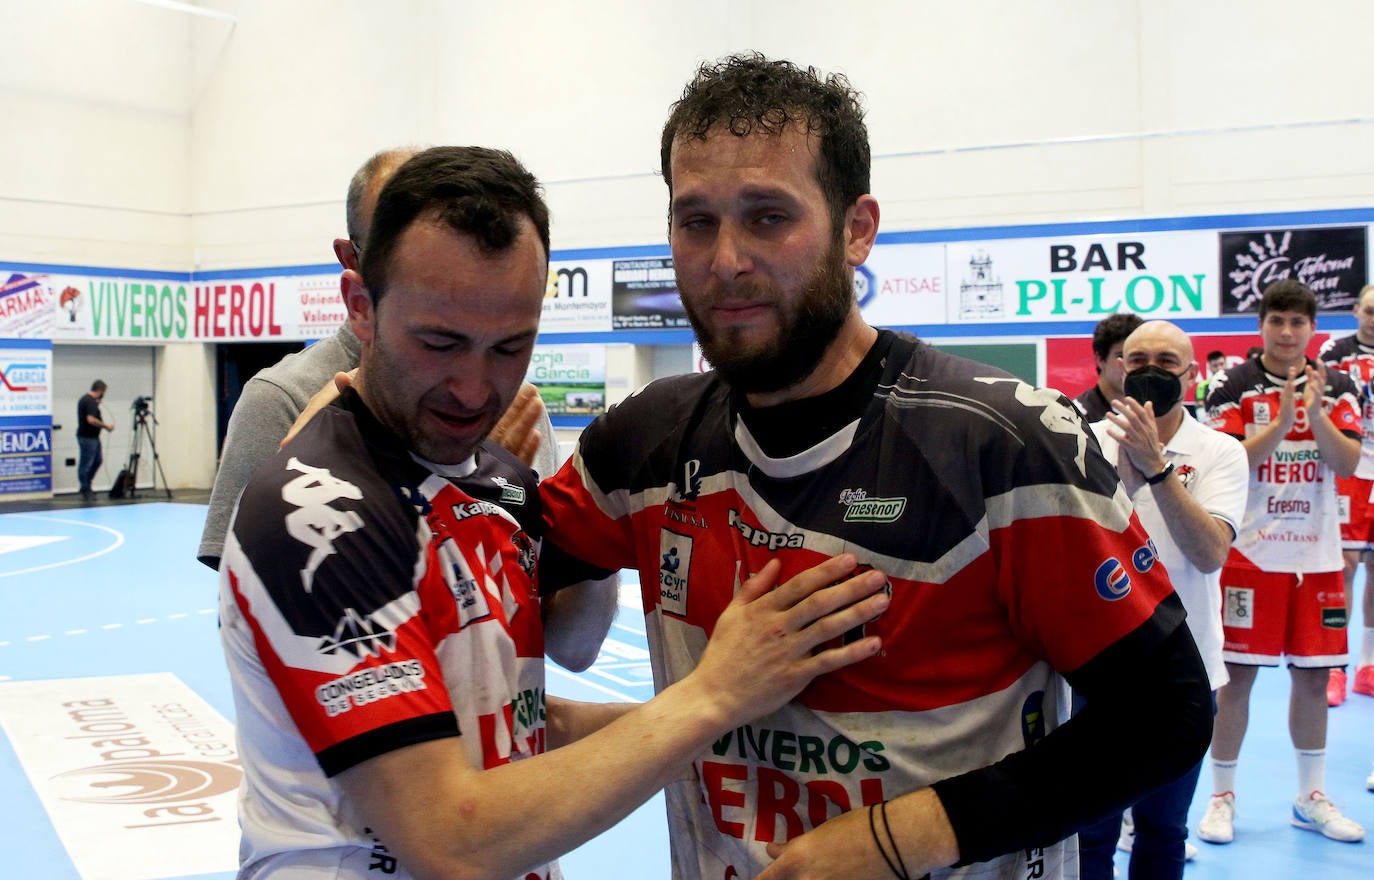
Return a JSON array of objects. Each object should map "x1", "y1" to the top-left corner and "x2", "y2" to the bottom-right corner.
[
  {"x1": 220, "y1": 389, "x2": 555, "y2": 880},
  {"x1": 540, "y1": 333, "x2": 1180, "y2": 880},
  {"x1": 1319, "y1": 334, "x2": 1374, "y2": 479},
  {"x1": 1204, "y1": 356, "x2": 1361, "y2": 573}
]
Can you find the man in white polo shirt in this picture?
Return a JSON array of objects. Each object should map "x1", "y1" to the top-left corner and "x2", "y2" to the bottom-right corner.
[{"x1": 1079, "y1": 319, "x2": 1249, "y2": 879}]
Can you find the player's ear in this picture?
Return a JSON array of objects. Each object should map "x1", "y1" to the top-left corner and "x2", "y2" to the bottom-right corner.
[
  {"x1": 842, "y1": 195, "x2": 880, "y2": 267},
  {"x1": 342, "y1": 270, "x2": 376, "y2": 343},
  {"x1": 333, "y1": 238, "x2": 360, "y2": 271}
]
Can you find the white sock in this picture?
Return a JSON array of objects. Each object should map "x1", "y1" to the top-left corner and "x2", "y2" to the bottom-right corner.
[
  {"x1": 1211, "y1": 759, "x2": 1238, "y2": 796},
  {"x1": 1360, "y1": 626, "x2": 1374, "y2": 667},
  {"x1": 1296, "y1": 749, "x2": 1326, "y2": 797}
]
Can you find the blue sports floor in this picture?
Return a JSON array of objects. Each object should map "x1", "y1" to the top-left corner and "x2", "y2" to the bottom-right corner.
[{"x1": 0, "y1": 499, "x2": 1369, "y2": 879}]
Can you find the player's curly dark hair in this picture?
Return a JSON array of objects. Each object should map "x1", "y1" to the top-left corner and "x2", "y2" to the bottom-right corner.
[{"x1": 659, "y1": 53, "x2": 870, "y2": 230}]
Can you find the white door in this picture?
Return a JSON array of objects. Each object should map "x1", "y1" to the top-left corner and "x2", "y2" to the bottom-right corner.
[{"x1": 51, "y1": 345, "x2": 157, "y2": 494}]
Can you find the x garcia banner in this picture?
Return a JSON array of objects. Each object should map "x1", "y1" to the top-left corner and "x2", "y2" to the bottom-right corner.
[{"x1": 0, "y1": 341, "x2": 52, "y2": 495}]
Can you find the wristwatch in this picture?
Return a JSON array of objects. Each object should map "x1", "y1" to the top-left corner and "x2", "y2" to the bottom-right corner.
[{"x1": 1144, "y1": 461, "x2": 1175, "y2": 485}]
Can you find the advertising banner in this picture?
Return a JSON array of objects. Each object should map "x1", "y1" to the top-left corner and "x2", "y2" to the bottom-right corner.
[
  {"x1": 527, "y1": 344, "x2": 607, "y2": 414},
  {"x1": 0, "y1": 673, "x2": 241, "y2": 880},
  {"x1": 1043, "y1": 332, "x2": 1329, "y2": 408},
  {"x1": 945, "y1": 231, "x2": 1219, "y2": 323},
  {"x1": 1, "y1": 272, "x2": 57, "y2": 338},
  {"x1": 857, "y1": 243, "x2": 947, "y2": 328},
  {"x1": 0, "y1": 418, "x2": 53, "y2": 494},
  {"x1": 0, "y1": 342, "x2": 53, "y2": 496},
  {"x1": 35, "y1": 268, "x2": 347, "y2": 343},
  {"x1": 1218, "y1": 226, "x2": 1368, "y2": 314},
  {"x1": 542, "y1": 260, "x2": 614, "y2": 333},
  {"x1": 0, "y1": 342, "x2": 52, "y2": 418},
  {"x1": 612, "y1": 257, "x2": 688, "y2": 329}
]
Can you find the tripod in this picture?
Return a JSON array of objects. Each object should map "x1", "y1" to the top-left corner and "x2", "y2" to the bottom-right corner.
[{"x1": 122, "y1": 403, "x2": 172, "y2": 500}]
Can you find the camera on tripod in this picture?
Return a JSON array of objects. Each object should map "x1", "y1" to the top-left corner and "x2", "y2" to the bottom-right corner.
[{"x1": 110, "y1": 394, "x2": 170, "y2": 500}]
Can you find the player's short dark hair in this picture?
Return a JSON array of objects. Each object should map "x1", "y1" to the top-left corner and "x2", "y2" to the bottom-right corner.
[
  {"x1": 1090, "y1": 313, "x2": 1145, "y2": 360},
  {"x1": 660, "y1": 53, "x2": 870, "y2": 230},
  {"x1": 1206, "y1": 350, "x2": 1226, "y2": 362},
  {"x1": 1259, "y1": 279, "x2": 1317, "y2": 321},
  {"x1": 90, "y1": 379, "x2": 106, "y2": 392},
  {"x1": 361, "y1": 146, "x2": 550, "y2": 305}
]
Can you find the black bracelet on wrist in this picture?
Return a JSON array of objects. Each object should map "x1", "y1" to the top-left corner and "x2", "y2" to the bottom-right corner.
[{"x1": 1144, "y1": 461, "x2": 1175, "y2": 485}]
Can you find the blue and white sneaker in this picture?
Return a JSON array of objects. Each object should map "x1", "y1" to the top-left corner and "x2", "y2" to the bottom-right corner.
[{"x1": 1291, "y1": 792, "x2": 1365, "y2": 842}]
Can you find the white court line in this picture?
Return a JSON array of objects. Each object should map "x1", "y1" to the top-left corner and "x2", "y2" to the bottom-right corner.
[
  {"x1": 0, "y1": 514, "x2": 125, "y2": 578},
  {"x1": 1, "y1": 610, "x2": 218, "y2": 647},
  {"x1": 546, "y1": 663, "x2": 643, "y2": 703}
]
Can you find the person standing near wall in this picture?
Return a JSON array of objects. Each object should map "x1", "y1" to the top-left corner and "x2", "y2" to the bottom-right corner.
[
  {"x1": 1200, "y1": 279, "x2": 1365, "y2": 845},
  {"x1": 1079, "y1": 320, "x2": 1248, "y2": 879},
  {"x1": 76, "y1": 379, "x2": 113, "y2": 500},
  {"x1": 1318, "y1": 282, "x2": 1374, "y2": 707},
  {"x1": 1073, "y1": 312, "x2": 1144, "y2": 422}
]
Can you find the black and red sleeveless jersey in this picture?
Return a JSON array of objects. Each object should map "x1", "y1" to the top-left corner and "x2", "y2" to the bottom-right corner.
[
  {"x1": 1320, "y1": 333, "x2": 1374, "y2": 478},
  {"x1": 540, "y1": 331, "x2": 1181, "y2": 880},
  {"x1": 220, "y1": 388, "x2": 554, "y2": 879}
]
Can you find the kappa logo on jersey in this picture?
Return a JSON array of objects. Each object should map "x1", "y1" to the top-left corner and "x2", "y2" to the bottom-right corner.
[
  {"x1": 451, "y1": 499, "x2": 508, "y2": 521},
  {"x1": 983, "y1": 379, "x2": 1089, "y2": 478},
  {"x1": 670, "y1": 459, "x2": 702, "y2": 503},
  {"x1": 727, "y1": 509, "x2": 805, "y2": 550},
  {"x1": 838, "y1": 488, "x2": 907, "y2": 523},
  {"x1": 491, "y1": 475, "x2": 526, "y2": 506},
  {"x1": 282, "y1": 457, "x2": 365, "y2": 593},
  {"x1": 658, "y1": 529, "x2": 693, "y2": 617}
]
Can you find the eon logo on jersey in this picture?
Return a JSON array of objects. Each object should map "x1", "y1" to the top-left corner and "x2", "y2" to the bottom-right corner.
[{"x1": 1093, "y1": 538, "x2": 1159, "y2": 601}]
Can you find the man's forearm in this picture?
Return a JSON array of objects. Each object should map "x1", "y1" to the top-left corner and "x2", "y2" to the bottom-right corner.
[
  {"x1": 1151, "y1": 478, "x2": 1234, "y2": 573},
  {"x1": 930, "y1": 620, "x2": 1211, "y2": 865},
  {"x1": 542, "y1": 574, "x2": 619, "y2": 672}
]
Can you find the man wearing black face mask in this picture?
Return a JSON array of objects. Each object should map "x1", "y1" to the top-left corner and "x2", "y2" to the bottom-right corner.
[{"x1": 1078, "y1": 320, "x2": 1249, "y2": 880}]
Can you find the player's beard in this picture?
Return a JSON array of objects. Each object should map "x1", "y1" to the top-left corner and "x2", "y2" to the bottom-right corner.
[{"x1": 683, "y1": 235, "x2": 855, "y2": 395}]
